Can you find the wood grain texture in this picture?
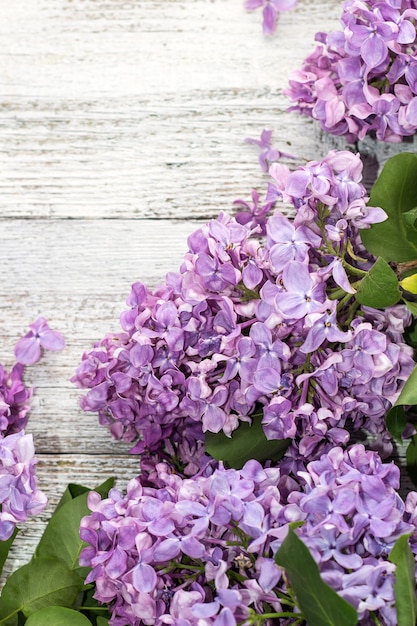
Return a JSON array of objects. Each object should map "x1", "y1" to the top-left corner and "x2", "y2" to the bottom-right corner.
[{"x1": 0, "y1": 0, "x2": 414, "y2": 587}]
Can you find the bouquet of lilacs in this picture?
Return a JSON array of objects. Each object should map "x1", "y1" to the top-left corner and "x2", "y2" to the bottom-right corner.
[
  {"x1": 286, "y1": 0, "x2": 417, "y2": 143},
  {"x1": 72, "y1": 146, "x2": 417, "y2": 625}
]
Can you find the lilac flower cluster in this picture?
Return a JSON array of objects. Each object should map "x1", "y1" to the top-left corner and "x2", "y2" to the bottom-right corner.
[
  {"x1": 244, "y1": 0, "x2": 298, "y2": 36},
  {"x1": 0, "y1": 363, "x2": 32, "y2": 436},
  {"x1": 80, "y1": 444, "x2": 417, "y2": 626},
  {"x1": 286, "y1": 0, "x2": 417, "y2": 142},
  {"x1": 72, "y1": 149, "x2": 414, "y2": 469},
  {"x1": 0, "y1": 318, "x2": 63, "y2": 539},
  {"x1": 0, "y1": 431, "x2": 47, "y2": 540}
]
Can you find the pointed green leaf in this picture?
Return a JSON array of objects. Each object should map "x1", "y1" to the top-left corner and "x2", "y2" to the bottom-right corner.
[
  {"x1": 404, "y1": 299, "x2": 417, "y2": 317},
  {"x1": 389, "y1": 534, "x2": 417, "y2": 626},
  {"x1": 400, "y1": 272, "x2": 417, "y2": 296},
  {"x1": 389, "y1": 364, "x2": 417, "y2": 410},
  {"x1": 35, "y1": 478, "x2": 115, "y2": 576},
  {"x1": 25, "y1": 606, "x2": 92, "y2": 626},
  {"x1": 407, "y1": 435, "x2": 417, "y2": 486},
  {"x1": 0, "y1": 558, "x2": 82, "y2": 624},
  {"x1": 403, "y1": 207, "x2": 417, "y2": 232},
  {"x1": 275, "y1": 526, "x2": 358, "y2": 626},
  {"x1": 0, "y1": 530, "x2": 18, "y2": 579},
  {"x1": 355, "y1": 257, "x2": 401, "y2": 308},
  {"x1": 386, "y1": 365, "x2": 417, "y2": 444},
  {"x1": 205, "y1": 418, "x2": 290, "y2": 469},
  {"x1": 54, "y1": 484, "x2": 89, "y2": 513},
  {"x1": 361, "y1": 153, "x2": 417, "y2": 262},
  {"x1": 97, "y1": 618, "x2": 110, "y2": 626},
  {"x1": 386, "y1": 406, "x2": 407, "y2": 443}
]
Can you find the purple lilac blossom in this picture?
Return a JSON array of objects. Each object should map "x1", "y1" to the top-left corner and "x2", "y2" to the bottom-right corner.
[
  {"x1": 244, "y1": 0, "x2": 298, "y2": 36},
  {"x1": 0, "y1": 319, "x2": 63, "y2": 537},
  {"x1": 286, "y1": 0, "x2": 417, "y2": 142},
  {"x1": 0, "y1": 431, "x2": 47, "y2": 540},
  {"x1": 14, "y1": 317, "x2": 65, "y2": 366},
  {"x1": 244, "y1": 129, "x2": 298, "y2": 172},
  {"x1": 0, "y1": 363, "x2": 32, "y2": 436},
  {"x1": 80, "y1": 446, "x2": 417, "y2": 626},
  {"x1": 72, "y1": 148, "x2": 415, "y2": 468}
]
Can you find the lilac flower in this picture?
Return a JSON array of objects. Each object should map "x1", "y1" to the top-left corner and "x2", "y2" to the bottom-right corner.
[
  {"x1": 0, "y1": 363, "x2": 32, "y2": 436},
  {"x1": 266, "y1": 212, "x2": 322, "y2": 272},
  {"x1": 73, "y1": 149, "x2": 414, "y2": 469},
  {"x1": 245, "y1": 129, "x2": 297, "y2": 172},
  {"x1": 14, "y1": 317, "x2": 65, "y2": 365},
  {"x1": 0, "y1": 431, "x2": 47, "y2": 540},
  {"x1": 276, "y1": 261, "x2": 326, "y2": 319},
  {"x1": 244, "y1": 0, "x2": 298, "y2": 36},
  {"x1": 80, "y1": 447, "x2": 417, "y2": 626},
  {"x1": 286, "y1": 0, "x2": 417, "y2": 142}
]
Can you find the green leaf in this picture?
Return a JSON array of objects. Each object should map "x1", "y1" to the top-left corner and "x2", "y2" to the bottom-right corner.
[
  {"x1": 400, "y1": 272, "x2": 417, "y2": 296},
  {"x1": 386, "y1": 365, "x2": 417, "y2": 444},
  {"x1": 0, "y1": 530, "x2": 18, "y2": 579},
  {"x1": 403, "y1": 207, "x2": 417, "y2": 232},
  {"x1": 275, "y1": 526, "x2": 358, "y2": 626},
  {"x1": 25, "y1": 606, "x2": 92, "y2": 626},
  {"x1": 404, "y1": 299, "x2": 417, "y2": 317},
  {"x1": 388, "y1": 364, "x2": 417, "y2": 412},
  {"x1": 0, "y1": 558, "x2": 82, "y2": 624},
  {"x1": 407, "y1": 435, "x2": 417, "y2": 486},
  {"x1": 96, "y1": 618, "x2": 109, "y2": 626},
  {"x1": 386, "y1": 405, "x2": 407, "y2": 443},
  {"x1": 355, "y1": 257, "x2": 401, "y2": 308},
  {"x1": 389, "y1": 534, "x2": 417, "y2": 626},
  {"x1": 205, "y1": 418, "x2": 290, "y2": 469},
  {"x1": 54, "y1": 484, "x2": 90, "y2": 513},
  {"x1": 35, "y1": 478, "x2": 115, "y2": 576},
  {"x1": 361, "y1": 153, "x2": 417, "y2": 262}
]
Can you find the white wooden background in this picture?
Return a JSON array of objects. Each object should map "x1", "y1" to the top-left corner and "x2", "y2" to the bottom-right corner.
[{"x1": 0, "y1": 0, "x2": 414, "y2": 582}]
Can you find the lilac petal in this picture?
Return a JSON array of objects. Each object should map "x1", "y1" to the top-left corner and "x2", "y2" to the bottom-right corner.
[
  {"x1": 361, "y1": 35, "x2": 388, "y2": 68},
  {"x1": 275, "y1": 0, "x2": 298, "y2": 10},
  {"x1": 181, "y1": 536, "x2": 205, "y2": 558},
  {"x1": 262, "y1": 4, "x2": 278, "y2": 35},
  {"x1": 245, "y1": 0, "x2": 263, "y2": 10},
  {"x1": 253, "y1": 367, "x2": 281, "y2": 394},
  {"x1": 214, "y1": 607, "x2": 236, "y2": 626},
  {"x1": 203, "y1": 404, "x2": 226, "y2": 433},
  {"x1": 39, "y1": 328, "x2": 65, "y2": 351},
  {"x1": 326, "y1": 98, "x2": 345, "y2": 127},
  {"x1": 332, "y1": 260, "x2": 356, "y2": 294},
  {"x1": 282, "y1": 261, "x2": 312, "y2": 292},
  {"x1": 258, "y1": 558, "x2": 281, "y2": 592},
  {"x1": 105, "y1": 546, "x2": 128, "y2": 578},
  {"x1": 14, "y1": 337, "x2": 41, "y2": 365},
  {"x1": 132, "y1": 562, "x2": 157, "y2": 593},
  {"x1": 192, "y1": 601, "x2": 220, "y2": 618},
  {"x1": 406, "y1": 97, "x2": 417, "y2": 124},
  {"x1": 148, "y1": 516, "x2": 175, "y2": 536},
  {"x1": 398, "y1": 20, "x2": 416, "y2": 44},
  {"x1": 153, "y1": 538, "x2": 180, "y2": 562},
  {"x1": 334, "y1": 550, "x2": 363, "y2": 570},
  {"x1": 300, "y1": 324, "x2": 326, "y2": 353},
  {"x1": 285, "y1": 170, "x2": 310, "y2": 198},
  {"x1": 0, "y1": 521, "x2": 16, "y2": 541}
]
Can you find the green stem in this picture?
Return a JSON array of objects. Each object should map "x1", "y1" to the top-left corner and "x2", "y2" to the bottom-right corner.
[
  {"x1": 342, "y1": 260, "x2": 367, "y2": 277},
  {"x1": 337, "y1": 292, "x2": 353, "y2": 313}
]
